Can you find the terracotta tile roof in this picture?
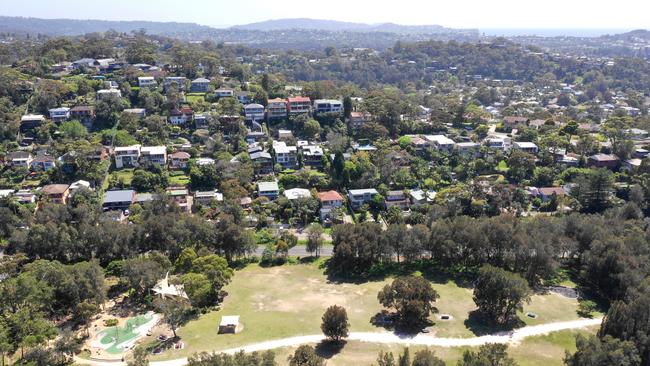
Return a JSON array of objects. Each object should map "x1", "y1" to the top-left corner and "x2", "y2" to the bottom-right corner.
[{"x1": 318, "y1": 190, "x2": 344, "y2": 202}]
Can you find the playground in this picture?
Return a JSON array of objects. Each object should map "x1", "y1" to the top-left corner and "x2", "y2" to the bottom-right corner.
[{"x1": 88, "y1": 312, "x2": 160, "y2": 359}]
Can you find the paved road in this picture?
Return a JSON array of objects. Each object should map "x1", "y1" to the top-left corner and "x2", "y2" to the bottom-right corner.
[
  {"x1": 75, "y1": 318, "x2": 602, "y2": 366},
  {"x1": 253, "y1": 245, "x2": 333, "y2": 257}
]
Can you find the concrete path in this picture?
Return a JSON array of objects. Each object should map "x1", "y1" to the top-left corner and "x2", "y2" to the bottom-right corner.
[{"x1": 75, "y1": 317, "x2": 602, "y2": 366}]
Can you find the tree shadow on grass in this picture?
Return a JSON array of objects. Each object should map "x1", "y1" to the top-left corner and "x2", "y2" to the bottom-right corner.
[
  {"x1": 324, "y1": 259, "x2": 477, "y2": 288},
  {"x1": 464, "y1": 310, "x2": 525, "y2": 336},
  {"x1": 314, "y1": 340, "x2": 347, "y2": 359},
  {"x1": 370, "y1": 311, "x2": 434, "y2": 336}
]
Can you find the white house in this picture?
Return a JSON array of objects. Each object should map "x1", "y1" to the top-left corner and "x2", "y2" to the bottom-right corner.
[
  {"x1": 138, "y1": 76, "x2": 157, "y2": 88},
  {"x1": 283, "y1": 188, "x2": 312, "y2": 200},
  {"x1": 244, "y1": 103, "x2": 265, "y2": 122},
  {"x1": 423, "y1": 135, "x2": 455, "y2": 153},
  {"x1": 48, "y1": 107, "x2": 70, "y2": 123},
  {"x1": 313, "y1": 99, "x2": 343, "y2": 114},
  {"x1": 513, "y1": 141, "x2": 539, "y2": 154},
  {"x1": 114, "y1": 145, "x2": 141, "y2": 169},
  {"x1": 272, "y1": 141, "x2": 298, "y2": 169},
  {"x1": 215, "y1": 88, "x2": 234, "y2": 98},
  {"x1": 348, "y1": 188, "x2": 379, "y2": 209},
  {"x1": 140, "y1": 146, "x2": 167, "y2": 166},
  {"x1": 96, "y1": 89, "x2": 122, "y2": 100}
]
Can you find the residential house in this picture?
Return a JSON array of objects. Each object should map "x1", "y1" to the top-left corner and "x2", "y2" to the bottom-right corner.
[
  {"x1": 194, "y1": 114, "x2": 209, "y2": 129},
  {"x1": 537, "y1": 187, "x2": 566, "y2": 203},
  {"x1": 244, "y1": 103, "x2": 265, "y2": 122},
  {"x1": 301, "y1": 145, "x2": 324, "y2": 168},
  {"x1": 167, "y1": 188, "x2": 193, "y2": 212},
  {"x1": 96, "y1": 89, "x2": 122, "y2": 100},
  {"x1": 123, "y1": 108, "x2": 147, "y2": 119},
  {"x1": 455, "y1": 142, "x2": 481, "y2": 158},
  {"x1": 348, "y1": 188, "x2": 379, "y2": 209},
  {"x1": 30, "y1": 155, "x2": 56, "y2": 171},
  {"x1": 163, "y1": 77, "x2": 187, "y2": 91},
  {"x1": 409, "y1": 189, "x2": 437, "y2": 205},
  {"x1": 7, "y1": 151, "x2": 33, "y2": 168},
  {"x1": 318, "y1": 190, "x2": 345, "y2": 222},
  {"x1": 283, "y1": 188, "x2": 312, "y2": 200},
  {"x1": 623, "y1": 159, "x2": 643, "y2": 172},
  {"x1": 418, "y1": 105, "x2": 432, "y2": 121},
  {"x1": 588, "y1": 154, "x2": 620, "y2": 169},
  {"x1": 14, "y1": 189, "x2": 36, "y2": 204},
  {"x1": 169, "y1": 107, "x2": 194, "y2": 125},
  {"x1": 250, "y1": 151, "x2": 274, "y2": 175},
  {"x1": 273, "y1": 141, "x2": 298, "y2": 169},
  {"x1": 169, "y1": 151, "x2": 191, "y2": 169},
  {"x1": 69, "y1": 106, "x2": 96, "y2": 125},
  {"x1": 278, "y1": 129, "x2": 293, "y2": 140},
  {"x1": 114, "y1": 145, "x2": 141, "y2": 169},
  {"x1": 20, "y1": 114, "x2": 45, "y2": 132},
  {"x1": 69, "y1": 180, "x2": 91, "y2": 193},
  {"x1": 513, "y1": 141, "x2": 539, "y2": 154},
  {"x1": 287, "y1": 97, "x2": 311, "y2": 115},
  {"x1": 348, "y1": 111, "x2": 371, "y2": 130},
  {"x1": 214, "y1": 88, "x2": 234, "y2": 98},
  {"x1": 424, "y1": 135, "x2": 455, "y2": 153},
  {"x1": 486, "y1": 137, "x2": 509, "y2": 151},
  {"x1": 313, "y1": 99, "x2": 343, "y2": 114},
  {"x1": 48, "y1": 107, "x2": 70, "y2": 123},
  {"x1": 625, "y1": 128, "x2": 649, "y2": 140},
  {"x1": 190, "y1": 78, "x2": 210, "y2": 93},
  {"x1": 194, "y1": 190, "x2": 223, "y2": 206},
  {"x1": 71, "y1": 58, "x2": 96, "y2": 69},
  {"x1": 102, "y1": 190, "x2": 136, "y2": 211},
  {"x1": 267, "y1": 98, "x2": 287, "y2": 120},
  {"x1": 236, "y1": 91, "x2": 251, "y2": 104},
  {"x1": 258, "y1": 181, "x2": 280, "y2": 200},
  {"x1": 41, "y1": 184, "x2": 70, "y2": 204},
  {"x1": 140, "y1": 146, "x2": 167, "y2": 166},
  {"x1": 138, "y1": 76, "x2": 157, "y2": 88},
  {"x1": 385, "y1": 190, "x2": 410, "y2": 210}
]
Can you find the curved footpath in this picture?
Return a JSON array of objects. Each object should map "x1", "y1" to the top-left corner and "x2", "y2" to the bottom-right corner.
[{"x1": 76, "y1": 317, "x2": 603, "y2": 366}]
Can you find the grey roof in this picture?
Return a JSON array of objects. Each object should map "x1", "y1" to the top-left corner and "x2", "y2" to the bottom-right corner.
[
  {"x1": 192, "y1": 78, "x2": 210, "y2": 83},
  {"x1": 103, "y1": 190, "x2": 135, "y2": 204},
  {"x1": 250, "y1": 151, "x2": 272, "y2": 160}
]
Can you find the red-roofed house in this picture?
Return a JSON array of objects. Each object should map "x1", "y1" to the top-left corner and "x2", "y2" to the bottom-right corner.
[
  {"x1": 287, "y1": 97, "x2": 311, "y2": 115},
  {"x1": 318, "y1": 190, "x2": 344, "y2": 222}
]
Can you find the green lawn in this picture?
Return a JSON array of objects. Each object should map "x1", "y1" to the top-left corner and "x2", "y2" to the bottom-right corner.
[
  {"x1": 150, "y1": 263, "x2": 588, "y2": 361},
  {"x1": 168, "y1": 173, "x2": 190, "y2": 186},
  {"x1": 271, "y1": 327, "x2": 597, "y2": 366},
  {"x1": 113, "y1": 169, "x2": 135, "y2": 185},
  {"x1": 186, "y1": 94, "x2": 206, "y2": 103}
]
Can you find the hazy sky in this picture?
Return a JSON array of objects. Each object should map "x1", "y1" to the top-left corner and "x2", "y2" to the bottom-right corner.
[{"x1": 0, "y1": 0, "x2": 648, "y2": 29}]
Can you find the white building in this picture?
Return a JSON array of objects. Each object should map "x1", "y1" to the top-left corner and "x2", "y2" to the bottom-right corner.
[
  {"x1": 283, "y1": 188, "x2": 312, "y2": 200},
  {"x1": 513, "y1": 141, "x2": 539, "y2": 154},
  {"x1": 314, "y1": 99, "x2": 343, "y2": 114},
  {"x1": 423, "y1": 135, "x2": 455, "y2": 153},
  {"x1": 114, "y1": 145, "x2": 141, "y2": 169},
  {"x1": 272, "y1": 141, "x2": 298, "y2": 169},
  {"x1": 138, "y1": 76, "x2": 157, "y2": 88},
  {"x1": 258, "y1": 181, "x2": 280, "y2": 200},
  {"x1": 96, "y1": 89, "x2": 122, "y2": 100},
  {"x1": 140, "y1": 146, "x2": 167, "y2": 166},
  {"x1": 348, "y1": 188, "x2": 379, "y2": 209},
  {"x1": 244, "y1": 103, "x2": 265, "y2": 122},
  {"x1": 267, "y1": 98, "x2": 287, "y2": 120},
  {"x1": 48, "y1": 107, "x2": 70, "y2": 123}
]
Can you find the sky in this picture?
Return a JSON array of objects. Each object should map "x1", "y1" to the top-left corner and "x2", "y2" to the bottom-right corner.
[{"x1": 0, "y1": 0, "x2": 648, "y2": 30}]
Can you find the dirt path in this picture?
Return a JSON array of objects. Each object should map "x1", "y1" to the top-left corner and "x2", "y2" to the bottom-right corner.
[{"x1": 75, "y1": 318, "x2": 602, "y2": 366}]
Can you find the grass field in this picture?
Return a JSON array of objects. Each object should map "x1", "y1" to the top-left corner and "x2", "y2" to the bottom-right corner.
[
  {"x1": 271, "y1": 327, "x2": 598, "y2": 366},
  {"x1": 151, "y1": 263, "x2": 589, "y2": 362},
  {"x1": 112, "y1": 169, "x2": 135, "y2": 186}
]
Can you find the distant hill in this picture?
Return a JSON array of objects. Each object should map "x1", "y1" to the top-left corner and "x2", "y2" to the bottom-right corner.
[
  {"x1": 232, "y1": 18, "x2": 468, "y2": 35},
  {"x1": 0, "y1": 16, "x2": 213, "y2": 37},
  {"x1": 0, "y1": 16, "x2": 481, "y2": 51}
]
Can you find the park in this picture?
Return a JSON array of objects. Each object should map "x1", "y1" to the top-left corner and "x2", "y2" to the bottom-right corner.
[{"x1": 128, "y1": 261, "x2": 602, "y2": 366}]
